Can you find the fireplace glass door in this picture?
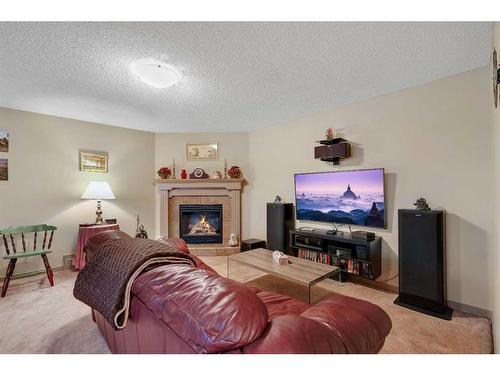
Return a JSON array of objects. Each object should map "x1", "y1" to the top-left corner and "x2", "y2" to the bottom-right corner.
[{"x1": 179, "y1": 204, "x2": 223, "y2": 244}]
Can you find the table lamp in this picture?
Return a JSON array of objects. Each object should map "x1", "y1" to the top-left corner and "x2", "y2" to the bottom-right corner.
[{"x1": 81, "y1": 181, "x2": 116, "y2": 225}]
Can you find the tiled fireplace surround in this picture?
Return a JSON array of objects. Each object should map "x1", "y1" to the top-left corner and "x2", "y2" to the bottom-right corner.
[{"x1": 157, "y1": 179, "x2": 244, "y2": 256}]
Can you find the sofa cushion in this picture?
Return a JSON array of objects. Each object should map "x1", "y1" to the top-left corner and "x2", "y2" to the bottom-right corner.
[
  {"x1": 157, "y1": 237, "x2": 219, "y2": 274},
  {"x1": 301, "y1": 294, "x2": 392, "y2": 353},
  {"x1": 131, "y1": 263, "x2": 269, "y2": 353},
  {"x1": 254, "y1": 291, "x2": 310, "y2": 320},
  {"x1": 242, "y1": 315, "x2": 347, "y2": 354}
]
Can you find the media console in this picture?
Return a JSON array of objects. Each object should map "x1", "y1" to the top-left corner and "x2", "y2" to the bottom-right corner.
[{"x1": 289, "y1": 228, "x2": 382, "y2": 281}]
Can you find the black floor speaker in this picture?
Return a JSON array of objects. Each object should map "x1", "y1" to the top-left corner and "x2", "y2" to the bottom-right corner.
[
  {"x1": 395, "y1": 209, "x2": 452, "y2": 320},
  {"x1": 266, "y1": 203, "x2": 294, "y2": 254}
]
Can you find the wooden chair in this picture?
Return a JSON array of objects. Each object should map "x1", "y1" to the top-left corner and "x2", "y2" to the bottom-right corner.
[{"x1": 0, "y1": 224, "x2": 57, "y2": 297}]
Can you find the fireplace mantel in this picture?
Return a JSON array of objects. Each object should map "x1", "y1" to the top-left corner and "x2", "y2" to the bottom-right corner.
[{"x1": 156, "y1": 178, "x2": 245, "y2": 242}]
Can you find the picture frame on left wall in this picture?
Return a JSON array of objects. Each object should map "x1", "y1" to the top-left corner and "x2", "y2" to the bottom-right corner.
[
  {"x1": 79, "y1": 150, "x2": 108, "y2": 173},
  {"x1": 0, "y1": 159, "x2": 8, "y2": 181},
  {"x1": 0, "y1": 129, "x2": 8, "y2": 152}
]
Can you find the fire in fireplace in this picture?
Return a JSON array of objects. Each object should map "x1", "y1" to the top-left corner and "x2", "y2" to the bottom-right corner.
[{"x1": 179, "y1": 204, "x2": 223, "y2": 244}]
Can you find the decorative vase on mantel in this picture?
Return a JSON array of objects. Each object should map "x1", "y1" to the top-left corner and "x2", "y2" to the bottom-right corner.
[
  {"x1": 180, "y1": 169, "x2": 187, "y2": 179},
  {"x1": 157, "y1": 166, "x2": 171, "y2": 179}
]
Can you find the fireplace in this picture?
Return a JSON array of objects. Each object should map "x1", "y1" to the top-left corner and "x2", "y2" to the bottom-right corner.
[{"x1": 179, "y1": 204, "x2": 223, "y2": 244}]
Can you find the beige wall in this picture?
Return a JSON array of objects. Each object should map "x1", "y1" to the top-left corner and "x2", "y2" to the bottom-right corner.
[
  {"x1": 247, "y1": 67, "x2": 494, "y2": 312},
  {"x1": 154, "y1": 132, "x2": 250, "y2": 238},
  {"x1": 0, "y1": 56, "x2": 495, "y2": 332},
  {"x1": 0, "y1": 108, "x2": 155, "y2": 276},
  {"x1": 492, "y1": 22, "x2": 500, "y2": 353}
]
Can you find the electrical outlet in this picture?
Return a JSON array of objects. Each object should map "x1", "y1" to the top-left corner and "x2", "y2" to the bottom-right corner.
[{"x1": 62, "y1": 254, "x2": 74, "y2": 270}]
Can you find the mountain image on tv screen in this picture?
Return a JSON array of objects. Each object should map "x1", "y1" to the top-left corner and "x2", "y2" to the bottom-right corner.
[{"x1": 294, "y1": 168, "x2": 385, "y2": 228}]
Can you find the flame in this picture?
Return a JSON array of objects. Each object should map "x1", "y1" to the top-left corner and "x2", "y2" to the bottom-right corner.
[
  {"x1": 199, "y1": 215, "x2": 210, "y2": 229},
  {"x1": 188, "y1": 214, "x2": 217, "y2": 235}
]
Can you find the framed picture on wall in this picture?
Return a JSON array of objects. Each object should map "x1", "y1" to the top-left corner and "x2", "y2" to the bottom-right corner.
[
  {"x1": 0, "y1": 129, "x2": 8, "y2": 152},
  {"x1": 186, "y1": 142, "x2": 218, "y2": 161},
  {"x1": 79, "y1": 150, "x2": 108, "y2": 173},
  {"x1": 0, "y1": 159, "x2": 8, "y2": 181}
]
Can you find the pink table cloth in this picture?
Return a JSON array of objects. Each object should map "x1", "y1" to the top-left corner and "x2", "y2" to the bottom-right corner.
[{"x1": 73, "y1": 224, "x2": 120, "y2": 270}]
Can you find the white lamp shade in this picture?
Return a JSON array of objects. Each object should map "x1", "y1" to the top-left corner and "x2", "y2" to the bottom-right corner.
[{"x1": 81, "y1": 181, "x2": 116, "y2": 200}]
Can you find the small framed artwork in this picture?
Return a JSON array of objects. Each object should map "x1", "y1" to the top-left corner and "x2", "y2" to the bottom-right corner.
[
  {"x1": 0, "y1": 129, "x2": 8, "y2": 152},
  {"x1": 0, "y1": 159, "x2": 8, "y2": 181},
  {"x1": 186, "y1": 142, "x2": 218, "y2": 161},
  {"x1": 79, "y1": 150, "x2": 108, "y2": 173}
]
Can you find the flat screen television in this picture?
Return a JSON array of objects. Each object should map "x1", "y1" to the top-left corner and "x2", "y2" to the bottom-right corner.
[{"x1": 294, "y1": 168, "x2": 385, "y2": 228}]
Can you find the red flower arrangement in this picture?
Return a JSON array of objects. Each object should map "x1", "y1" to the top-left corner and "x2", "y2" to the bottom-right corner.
[
  {"x1": 157, "y1": 166, "x2": 171, "y2": 179},
  {"x1": 227, "y1": 165, "x2": 242, "y2": 179}
]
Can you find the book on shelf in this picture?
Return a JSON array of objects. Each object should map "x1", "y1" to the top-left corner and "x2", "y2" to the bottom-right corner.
[
  {"x1": 297, "y1": 248, "x2": 331, "y2": 265},
  {"x1": 332, "y1": 255, "x2": 373, "y2": 278}
]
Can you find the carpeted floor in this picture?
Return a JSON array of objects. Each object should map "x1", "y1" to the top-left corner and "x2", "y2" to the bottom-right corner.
[
  {"x1": 0, "y1": 257, "x2": 493, "y2": 354},
  {"x1": 0, "y1": 270, "x2": 110, "y2": 354},
  {"x1": 245, "y1": 274, "x2": 493, "y2": 354}
]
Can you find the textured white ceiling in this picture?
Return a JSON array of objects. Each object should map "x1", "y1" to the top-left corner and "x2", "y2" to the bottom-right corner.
[{"x1": 0, "y1": 22, "x2": 492, "y2": 132}]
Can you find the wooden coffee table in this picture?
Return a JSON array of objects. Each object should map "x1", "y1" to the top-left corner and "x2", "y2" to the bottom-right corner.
[{"x1": 228, "y1": 248, "x2": 340, "y2": 304}]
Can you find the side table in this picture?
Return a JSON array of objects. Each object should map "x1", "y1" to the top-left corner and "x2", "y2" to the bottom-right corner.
[{"x1": 73, "y1": 223, "x2": 120, "y2": 270}]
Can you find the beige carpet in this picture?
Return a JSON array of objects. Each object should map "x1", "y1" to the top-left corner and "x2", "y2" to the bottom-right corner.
[
  {"x1": 0, "y1": 257, "x2": 493, "y2": 354},
  {"x1": 245, "y1": 274, "x2": 493, "y2": 354},
  {"x1": 0, "y1": 270, "x2": 110, "y2": 354}
]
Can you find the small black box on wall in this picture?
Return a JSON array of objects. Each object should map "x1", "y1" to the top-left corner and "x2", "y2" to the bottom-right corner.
[{"x1": 241, "y1": 238, "x2": 266, "y2": 252}]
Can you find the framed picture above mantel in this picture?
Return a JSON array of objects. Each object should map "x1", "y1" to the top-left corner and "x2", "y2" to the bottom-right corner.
[{"x1": 186, "y1": 142, "x2": 218, "y2": 161}]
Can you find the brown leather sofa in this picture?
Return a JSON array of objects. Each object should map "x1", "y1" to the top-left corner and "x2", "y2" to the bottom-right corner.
[{"x1": 84, "y1": 231, "x2": 392, "y2": 354}]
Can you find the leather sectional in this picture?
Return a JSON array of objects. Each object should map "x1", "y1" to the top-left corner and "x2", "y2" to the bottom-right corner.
[{"x1": 84, "y1": 231, "x2": 392, "y2": 354}]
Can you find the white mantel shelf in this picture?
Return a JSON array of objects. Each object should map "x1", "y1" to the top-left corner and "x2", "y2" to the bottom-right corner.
[
  {"x1": 155, "y1": 178, "x2": 245, "y2": 184},
  {"x1": 157, "y1": 178, "x2": 245, "y2": 242}
]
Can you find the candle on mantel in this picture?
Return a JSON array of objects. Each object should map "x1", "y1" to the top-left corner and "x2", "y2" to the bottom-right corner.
[
  {"x1": 172, "y1": 158, "x2": 176, "y2": 179},
  {"x1": 224, "y1": 159, "x2": 227, "y2": 179}
]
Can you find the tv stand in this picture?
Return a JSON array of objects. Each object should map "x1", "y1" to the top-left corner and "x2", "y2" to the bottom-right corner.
[{"x1": 290, "y1": 228, "x2": 381, "y2": 281}]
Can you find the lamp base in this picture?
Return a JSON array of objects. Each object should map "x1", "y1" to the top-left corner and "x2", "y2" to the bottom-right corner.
[{"x1": 95, "y1": 200, "x2": 104, "y2": 225}]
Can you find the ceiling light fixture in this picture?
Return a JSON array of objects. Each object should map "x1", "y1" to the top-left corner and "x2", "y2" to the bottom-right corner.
[{"x1": 129, "y1": 58, "x2": 181, "y2": 89}]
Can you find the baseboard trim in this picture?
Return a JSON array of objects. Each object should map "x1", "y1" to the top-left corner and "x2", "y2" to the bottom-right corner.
[
  {"x1": 349, "y1": 275, "x2": 491, "y2": 319},
  {"x1": 0, "y1": 264, "x2": 73, "y2": 282},
  {"x1": 447, "y1": 300, "x2": 492, "y2": 319},
  {"x1": 348, "y1": 274, "x2": 398, "y2": 293}
]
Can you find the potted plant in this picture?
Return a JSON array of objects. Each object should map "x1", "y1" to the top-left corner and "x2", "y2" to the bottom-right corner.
[
  {"x1": 157, "y1": 166, "x2": 171, "y2": 179},
  {"x1": 227, "y1": 166, "x2": 242, "y2": 179}
]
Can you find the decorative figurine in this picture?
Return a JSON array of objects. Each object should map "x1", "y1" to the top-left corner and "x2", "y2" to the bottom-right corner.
[
  {"x1": 227, "y1": 165, "x2": 242, "y2": 179},
  {"x1": 135, "y1": 214, "x2": 149, "y2": 239},
  {"x1": 157, "y1": 166, "x2": 171, "y2": 179},
  {"x1": 180, "y1": 169, "x2": 188, "y2": 179},
  {"x1": 212, "y1": 170, "x2": 223, "y2": 179},
  {"x1": 326, "y1": 127, "x2": 335, "y2": 140},
  {"x1": 414, "y1": 197, "x2": 431, "y2": 211},
  {"x1": 274, "y1": 195, "x2": 282, "y2": 203},
  {"x1": 228, "y1": 233, "x2": 239, "y2": 247}
]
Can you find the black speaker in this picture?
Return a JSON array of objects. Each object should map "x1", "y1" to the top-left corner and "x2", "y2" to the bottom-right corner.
[
  {"x1": 266, "y1": 203, "x2": 294, "y2": 254},
  {"x1": 394, "y1": 209, "x2": 452, "y2": 320},
  {"x1": 241, "y1": 238, "x2": 266, "y2": 252}
]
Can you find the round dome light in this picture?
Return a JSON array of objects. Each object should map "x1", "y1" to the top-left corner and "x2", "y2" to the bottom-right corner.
[{"x1": 129, "y1": 58, "x2": 181, "y2": 89}]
